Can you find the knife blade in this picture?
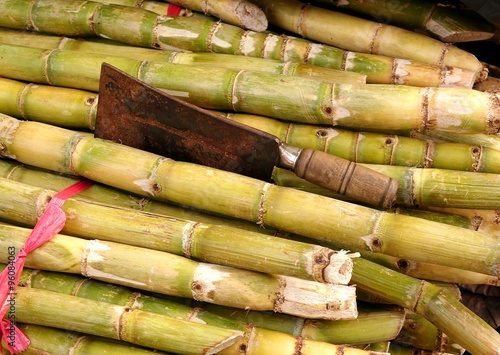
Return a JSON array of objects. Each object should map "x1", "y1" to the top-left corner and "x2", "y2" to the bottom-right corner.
[{"x1": 94, "y1": 63, "x2": 398, "y2": 208}]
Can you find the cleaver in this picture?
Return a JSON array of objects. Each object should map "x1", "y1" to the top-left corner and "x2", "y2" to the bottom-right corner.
[{"x1": 94, "y1": 63, "x2": 398, "y2": 208}]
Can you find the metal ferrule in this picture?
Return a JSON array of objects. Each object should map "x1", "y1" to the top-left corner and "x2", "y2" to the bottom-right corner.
[{"x1": 278, "y1": 143, "x2": 302, "y2": 169}]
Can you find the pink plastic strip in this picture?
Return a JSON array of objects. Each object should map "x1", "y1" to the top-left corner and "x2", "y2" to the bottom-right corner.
[
  {"x1": 167, "y1": 4, "x2": 183, "y2": 16},
  {"x1": 0, "y1": 180, "x2": 93, "y2": 353}
]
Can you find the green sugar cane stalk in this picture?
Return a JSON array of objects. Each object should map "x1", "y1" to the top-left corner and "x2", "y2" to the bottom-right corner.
[
  {"x1": 201, "y1": 302, "x2": 405, "y2": 347},
  {"x1": 9, "y1": 323, "x2": 386, "y2": 355},
  {"x1": 2, "y1": 73, "x2": 500, "y2": 177},
  {"x1": 411, "y1": 129, "x2": 500, "y2": 153},
  {"x1": 285, "y1": 226, "x2": 500, "y2": 286},
  {"x1": 161, "y1": 0, "x2": 269, "y2": 32},
  {"x1": 350, "y1": 258, "x2": 500, "y2": 355},
  {"x1": 0, "y1": 222, "x2": 358, "y2": 320},
  {"x1": 2, "y1": 159, "x2": 498, "y2": 288},
  {"x1": 333, "y1": 241, "x2": 500, "y2": 287},
  {"x1": 3, "y1": 323, "x2": 170, "y2": 355},
  {"x1": 0, "y1": 159, "x2": 279, "y2": 236},
  {"x1": 394, "y1": 312, "x2": 463, "y2": 354},
  {"x1": 274, "y1": 164, "x2": 500, "y2": 210},
  {"x1": 0, "y1": 77, "x2": 98, "y2": 129},
  {"x1": 1, "y1": 264, "x2": 404, "y2": 347},
  {"x1": 93, "y1": 0, "x2": 187, "y2": 17},
  {"x1": 0, "y1": 115, "x2": 499, "y2": 278},
  {"x1": 250, "y1": 0, "x2": 485, "y2": 77},
  {"x1": 308, "y1": 0, "x2": 496, "y2": 42},
  {"x1": 4, "y1": 287, "x2": 243, "y2": 354},
  {"x1": 218, "y1": 112, "x2": 500, "y2": 173},
  {"x1": 1, "y1": 74, "x2": 499, "y2": 173},
  {"x1": 98, "y1": 0, "x2": 269, "y2": 31},
  {"x1": 0, "y1": 176, "x2": 356, "y2": 285},
  {"x1": 421, "y1": 206, "x2": 500, "y2": 236},
  {"x1": 0, "y1": 269, "x2": 379, "y2": 355},
  {"x1": 0, "y1": 0, "x2": 477, "y2": 88},
  {"x1": 0, "y1": 44, "x2": 498, "y2": 134},
  {"x1": 1, "y1": 119, "x2": 499, "y2": 352}
]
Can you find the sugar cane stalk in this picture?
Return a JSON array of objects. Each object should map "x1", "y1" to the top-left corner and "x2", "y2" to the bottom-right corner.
[
  {"x1": 0, "y1": 30, "x2": 366, "y2": 85},
  {"x1": 0, "y1": 222, "x2": 358, "y2": 319},
  {"x1": 0, "y1": 0, "x2": 477, "y2": 88},
  {"x1": 394, "y1": 312, "x2": 463, "y2": 354},
  {"x1": 350, "y1": 257, "x2": 500, "y2": 355},
  {"x1": 3, "y1": 74, "x2": 500, "y2": 173},
  {"x1": 1, "y1": 269, "x2": 376, "y2": 355},
  {"x1": 94, "y1": 0, "x2": 191, "y2": 17},
  {"x1": 4, "y1": 287, "x2": 242, "y2": 355},
  {"x1": 0, "y1": 115, "x2": 498, "y2": 277},
  {"x1": 0, "y1": 176, "x2": 355, "y2": 285},
  {"x1": 202, "y1": 302, "x2": 405, "y2": 346},
  {"x1": 3, "y1": 323, "x2": 169, "y2": 355},
  {"x1": 274, "y1": 164, "x2": 500, "y2": 209},
  {"x1": 218, "y1": 112, "x2": 500, "y2": 173},
  {"x1": 163, "y1": 0, "x2": 269, "y2": 31},
  {"x1": 3, "y1": 264, "x2": 403, "y2": 347},
  {"x1": 250, "y1": 0, "x2": 485, "y2": 77},
  {"x1": 0, "y1": 77, "x2": 97, "y2": 129},
  {"x1": 421, "y1": 206, "x2": 500, "y2": 236},
  {"x1": 0, "y1": 44, "x2": 498, "y2": 134},
  {"x1": 3, "y1": 158, "x2": 496, "y2": 287},
  {"x1": 412, "y1": 129, "x2": 500, "y2": 153},
  {"x1": 99, "y1": 0, "x2": 269, "y2": 31},
  {"x1": 309, "y1": 0, "x2": 496, "y2": 42},
  {"x1": 0, "y1": 159, "x2": 277, "y2": 235},
  {"x1": 2, "y1": 75, "x2": 500, "y2": 174}
]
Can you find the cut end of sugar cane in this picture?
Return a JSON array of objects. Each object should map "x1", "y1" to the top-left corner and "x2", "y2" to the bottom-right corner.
[
  {"x1": 274, "y1": 276, "x2": 358, "y2": 320},
  {"x1": 235, "y1": 1, "x2": 268, "y2": 32},
  {"x1": 425, "y1": 6, "x2": 496, "y2": 43}
]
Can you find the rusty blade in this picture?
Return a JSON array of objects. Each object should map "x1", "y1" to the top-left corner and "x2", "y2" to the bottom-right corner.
[{"x1": 94, "y1": 63, "x2": 280, "y2": 182}]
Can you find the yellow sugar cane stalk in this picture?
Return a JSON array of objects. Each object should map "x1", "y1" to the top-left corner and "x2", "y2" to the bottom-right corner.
[
  {"x1": 0, "y1": 0, "x2": 477, "y2": 88},
  {"x1": 309, "y1": 0, "x2": 496, "y2": 43},
  {"x1": 0, "y1": 30, "x2": 366, "y2": 85},
  {"x1": 95, "y1": 0, "x2": 187, "y2": 17},
  {"x1": 350, "y1": 258, "x2": 500, "y2": 355},
  {"x1": 0, "y1": 176, "x2": 355, "y2": 285},
  {"x1": 162, "y1": 0, "x2": 268, "y2": 32},
  {"x1": 4, "y1": 287, "x2": 242, "y2": 355},
  {"x1": 395, "y1": 312, "x2": 464, "y2": 354},
  {"x1": 287, "y1": 228, "x2": 500, "y2": 286},
  {"x1": 0, "y1": 77, "x2": 98, "y2": 129},
  {"x1": 2, "y1": 75, "x2": 500, "y2": 175},
  {"x1": 2, "y1": 269, "x2": 377, "y2": 355},
  {"x1": 250, "y1": 0, "x2": 485, "y2": 78},
  {"x1": 0, "y1": 115, "x2": 499, "y2": 278},
  {"x1": 0, "y1": 44, "x2": 498, "y2": 134},
  {"x1": 6, "y1": 264, "x2": 405, "y2": 347},
  {"x1": 218, "y1": 112, "x2": 500, "y2": 173},
  {"x1": 0, "y1": 159, "x2": 278, "y2": 235},
  {"x1": 0, "y1": 222, "x2": 358, "y2": 319},
  {"x1": 4, "y1": 323, "x2": 171, "y2": 354},
  {"x1": 2, "y1": 158, "x2": 497, "y2": 287},
  {"x1": 99, "y1": 0, "x2": 269, "y2": 31},
  {"x1": 274, "y1": 164, "x2": 500, "y2": 210},
  {"x1": 423, "y1": 206, "x2": 500, "y2": 236},
  {"x1": 412, "y1": 129, "x2": 500, "y2": 153},
  {"x1": 339, "y1": 242, "x2": 500, "y2": 287}
]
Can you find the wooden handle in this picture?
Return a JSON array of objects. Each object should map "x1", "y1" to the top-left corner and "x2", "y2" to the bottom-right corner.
[{"x1": 293, "y1": 148, "x2": 399, "y2": 209}]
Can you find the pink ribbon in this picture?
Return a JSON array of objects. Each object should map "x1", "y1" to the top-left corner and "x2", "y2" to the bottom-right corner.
[
  {"x1": 0, "y1": 180, "x2": 93, "y2": 353},
  {"x1": 167, "y1": 4, "x2": 183, "y2": 16}
]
